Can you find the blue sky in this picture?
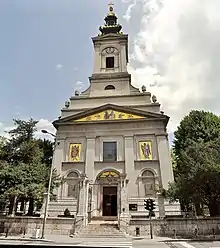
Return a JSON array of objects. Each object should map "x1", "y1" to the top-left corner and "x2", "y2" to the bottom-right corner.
[
  {"x1": 0, "y1": 0, "x2": 130, "y2": 126},
  {"x1": 1, "y1": 0, "x2": 217, "y2": 145}
]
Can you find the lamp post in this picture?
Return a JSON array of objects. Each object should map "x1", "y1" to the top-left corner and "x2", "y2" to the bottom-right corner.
[{"x1": 41, "y1": 129, "x2": 56, "y2": 239}]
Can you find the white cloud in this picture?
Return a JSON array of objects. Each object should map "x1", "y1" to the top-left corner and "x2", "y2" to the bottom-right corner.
[
  {"x1": 76, "y1": 81, "x2": 84, "y2": 86},
  {"x1": 123, "y1": 0, "x2": 137, "y2": 22},
  {"x1": 35, "y1": 119, "x2": 56, "y2": 141},
  {"x1": 122, "y1": 0, "x2": 220, "y2": 133},
  {"x1": 56, "y1": 64, "x2": 64, "y2": 70},
  {"x1": 0, "y1": 119, "x2": 56, "y2": 141},
  {"x1": 75, "y1": 81, "x2": 85, "y2": 91},
  {"x1": 0, "y1": 123, "x2": 13, "y2": 139}
]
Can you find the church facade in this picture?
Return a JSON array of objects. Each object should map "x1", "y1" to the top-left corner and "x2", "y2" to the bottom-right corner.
[{"x1": 48, "y1": 4, "x2": 180, "y2": 228}]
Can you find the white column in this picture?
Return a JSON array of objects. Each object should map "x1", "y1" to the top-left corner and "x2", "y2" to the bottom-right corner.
[
  {"x1": 77, "y1": 179, "x2": 85, "y2": 217},
  {"x1": 120, "y1": 44, "x2": 127, "y2": 72},
  {"x1": 85, "y1": 138, "x2": 96, "y2": 181},
  {"x1": 124, "y1": 136, "x2": 136, "y2": 196},
  {"x1": 52, "y1": 139, "x2": 65, "y2": 199},
  {"x1": 156, "y1": 134, "x2": 174, "y2": 190},
  {"x1": 83, "y1": 179, "x2": 89, "y2": 226},
  {"x1": 120, "y1": 179, "x2": 129, "y2": 214}
]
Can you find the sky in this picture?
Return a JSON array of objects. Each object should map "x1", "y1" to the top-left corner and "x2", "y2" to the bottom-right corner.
[{"x1": 0, "y1": 0, "x2": 219, "y2": 142}]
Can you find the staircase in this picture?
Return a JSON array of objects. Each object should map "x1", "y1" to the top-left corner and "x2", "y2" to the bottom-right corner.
[
  {"x1": 75, "y1": 221, "x2": 132, "y2": 247},
  {"x1": 77, "y1": 221, "x2": 127, "y2": 238},
  {"x1": 47, "y1": 198, "x2": 77, "y2": 217}
]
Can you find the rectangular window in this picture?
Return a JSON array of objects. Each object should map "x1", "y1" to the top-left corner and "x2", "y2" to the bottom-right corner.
[
  {"x1": 106, "y1": 57, "x2": 114, "y2": 68},
  {"x1": 103, "y1": 142, "x2": 117, "y2": 161}
]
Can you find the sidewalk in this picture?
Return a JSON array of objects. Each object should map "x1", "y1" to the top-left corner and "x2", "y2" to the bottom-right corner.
[
  {"x1": 0, "y1": 234, "x2": 220, "y2": 245},
  {"x1": 0, "y1": 234, "x2": 172, "y2": 246}
]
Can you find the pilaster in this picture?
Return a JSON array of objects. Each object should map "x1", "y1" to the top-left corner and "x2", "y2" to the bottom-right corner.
[
  {"x1": 156, "y1": 134, "x2": 174, "y2": 190},
  {"x1": 85, "y1": 137, "x2": 96, "y2": 181},
  {"x1": 53, "y1": 139, "x2": 65, "y2": 199},
  {"x1": 124, "y1": 136, "x2": 136, "y2": 196}
]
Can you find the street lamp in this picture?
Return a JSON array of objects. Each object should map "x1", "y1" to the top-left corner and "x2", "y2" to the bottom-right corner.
[
  {"x1": 41, "y1": 129, "x2": 56, "y2": 138},
  {"x1": 40, "y1": 129, "x2": 56, "y2": 239}
]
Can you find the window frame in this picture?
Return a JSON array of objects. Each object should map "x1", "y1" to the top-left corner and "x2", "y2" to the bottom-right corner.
[
  {"x1": 103, "y1": 141, "x2": 117, "y2": 162},
  {"x1": 106, "y1": 56, "x2": 115, "y2": 69}
]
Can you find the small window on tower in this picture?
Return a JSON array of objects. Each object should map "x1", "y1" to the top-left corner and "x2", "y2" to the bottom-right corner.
[
  {"x1": 106, "y1": 57, "x2": 114, "y2": 68},
  {"x1": 105, "y1": 85, "x2": 115, "y2": 90}
]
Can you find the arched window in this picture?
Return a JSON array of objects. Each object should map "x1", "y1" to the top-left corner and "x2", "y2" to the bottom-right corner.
[
  {"x1": 104, "y1": 85, "x2": 115, "y2": 90},
  {"x1": 67, "y1": 172, "x2": 78, "y2": 178},
  {"x1": 66, "y1": 171, "x2": 79, "y2": 198},
  {"x1": 141, "y1": 170, "x2": 156, "y2": 197}
]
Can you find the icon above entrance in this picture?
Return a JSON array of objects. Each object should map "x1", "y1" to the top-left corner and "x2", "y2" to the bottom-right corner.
[{"x1": 96, "y1": 169, "x2": 121, "y2": 185}]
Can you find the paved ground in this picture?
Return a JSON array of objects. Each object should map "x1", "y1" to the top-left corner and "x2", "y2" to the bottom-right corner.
[
  {"x1": 167, "y1": 241, "x2": 220, "y2": 248},
  {"x1": 0, "y1": 234, "x2": 172, "y2": 247},
  {"x1": 1, "y1": 234, "x2": 220, "y2": 248}
]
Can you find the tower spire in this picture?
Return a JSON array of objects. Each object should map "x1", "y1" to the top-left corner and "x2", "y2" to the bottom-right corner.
[{"x1": 99, "y1": 2, "x2": 122, "y2": 35}]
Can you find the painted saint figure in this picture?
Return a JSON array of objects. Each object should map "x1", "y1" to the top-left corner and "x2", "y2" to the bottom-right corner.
[
  {"x1": 104, "y1": 110, "x2": 115, "y2": 120},
  {"x1": 70, "y1": 145, "x2": 80, "y2": 161},
  {"x1": 141, "y1": 142, "x2": 151, "y2": 159}
]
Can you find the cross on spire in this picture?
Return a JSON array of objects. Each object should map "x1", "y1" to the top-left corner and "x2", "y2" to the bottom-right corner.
[
  {"x1": 99, "y1": 2, "x2": 122, "y2": 35},
  {"x1": 108, "y1": 1, "x2": 114, "y2": 13}
]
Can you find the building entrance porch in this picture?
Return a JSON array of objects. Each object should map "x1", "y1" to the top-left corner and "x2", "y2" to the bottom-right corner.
[{"x1": 91, "y1": 169, "x2": 127, "y2": 220}]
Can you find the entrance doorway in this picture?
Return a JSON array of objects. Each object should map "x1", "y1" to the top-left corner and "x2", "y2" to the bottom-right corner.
[{"x1": 102, "y1": 186, "x2": 117, "y2": 216}]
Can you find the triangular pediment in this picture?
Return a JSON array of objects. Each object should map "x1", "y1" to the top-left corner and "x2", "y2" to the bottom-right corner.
[
  {"x1": 53, "y1": 104, "x2": 169, "y2": 127},
  {"x1": 75, "y1": 109, "x2": 145, "y2": 122}
]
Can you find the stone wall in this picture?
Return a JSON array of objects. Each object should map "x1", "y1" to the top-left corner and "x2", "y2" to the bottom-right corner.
[
  {"x1": 128, "y1": 217, "x2": 220, "y2": 237},
  {"x1": 0, "y1": 217, "x2": 76, "y2": 236},
  {"x1": 1, "y1": 216, "x2": 220, "y2": 238}
]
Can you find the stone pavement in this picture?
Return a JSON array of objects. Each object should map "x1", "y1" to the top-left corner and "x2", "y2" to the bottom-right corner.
[
  {"x1": 166, "y1": 241, "x2": 220, "y2": 248},
  {"x1": 0, "y1": 234, "x2": 172, "y2": 247}
]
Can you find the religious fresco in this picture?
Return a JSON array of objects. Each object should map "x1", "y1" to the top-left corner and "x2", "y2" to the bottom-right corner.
[
  {"x1": 69, "y1": 143, "x2": 81, "y2": 162},
  {"x1": 139, "y1": 141, "x2": 153, "y2": 160},
  {"x1": 74, "y1": 109, "x2": 145, "y2": 122},
  {"x1": 99, "y1": 171, "x2": 120, "y2": 179}
]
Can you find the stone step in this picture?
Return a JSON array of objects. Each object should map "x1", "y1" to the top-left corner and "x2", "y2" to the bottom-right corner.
[
  {"x1": 79, "y1": 235, "x2": 127, "y2": 238},
  {"x1": 48, "y1": 207, "x2": 77, "y2": 211},
  {"x1": 77, "y1": 222, "x2": 127, "y2": 239},
  {"x1": 49, "y1": 202, "x2": 77, "y2": 206},
  {"x1": 81, "y1": 230, "x2": 122, "y2": 234}
]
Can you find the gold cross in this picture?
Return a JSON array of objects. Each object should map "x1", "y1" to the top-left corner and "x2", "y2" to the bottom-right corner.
[{"x1": 108, "y1": 1, "x2": 114, "y2": 13}]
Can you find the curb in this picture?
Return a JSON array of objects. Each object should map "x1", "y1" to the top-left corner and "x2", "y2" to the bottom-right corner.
[{"x1": 0, "y1": 237, "x2": 53, "y2": 242}]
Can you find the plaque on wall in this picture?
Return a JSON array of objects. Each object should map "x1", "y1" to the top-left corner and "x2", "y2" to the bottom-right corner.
[{"x1": 129, "y1": 204, "x2": 138, "y2": 211}]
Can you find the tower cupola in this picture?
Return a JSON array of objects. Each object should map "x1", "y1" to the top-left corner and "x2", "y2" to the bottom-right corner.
[{"x1": 99, "y1": 2, "x2": 122, "y2": 35}]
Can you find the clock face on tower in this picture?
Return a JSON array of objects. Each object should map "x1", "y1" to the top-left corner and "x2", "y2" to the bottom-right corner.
[{"x1": 105, "y1": 47, "x2": 115, "y2": 54}]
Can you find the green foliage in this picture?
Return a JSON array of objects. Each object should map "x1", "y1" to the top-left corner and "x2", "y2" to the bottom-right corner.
[
  {"x1": 36, "y1": 139, "x2": 54, "y2": 167},
  {"x1": 0, "y1": 118, "x2": 60, "y2": 216},
  {"x1": 174, "y1": 110, "x2": 220, "y2": 160},
  {"x1": 169, "y1": 110, "x2": 220, "y2": 216}
]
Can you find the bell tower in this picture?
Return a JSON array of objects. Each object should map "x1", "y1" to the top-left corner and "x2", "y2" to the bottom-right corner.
[
  {"x1": 82, "y1": 3, "x2": 139, "y2": 97},
  {"x1": 93, "y1": 2, "x2": 127, "y2": 74}
]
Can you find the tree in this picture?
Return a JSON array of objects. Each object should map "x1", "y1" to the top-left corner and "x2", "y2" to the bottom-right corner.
[
  {"x1": 169, "y1": 110, "x2": 220, "y2": 216},
  {"x1": 0, "y1": 118, "x2": 60, "y2": 216},
  {"x1": 36, "y1": 139, "x2": 54, "y2": 167}
]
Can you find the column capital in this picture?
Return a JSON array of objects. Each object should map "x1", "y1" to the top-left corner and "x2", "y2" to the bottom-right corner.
[
  {"x1": 155, "y1": 133, "x2": 168, "y2": 138},
  {"x1": 86, "y1": 136, "x2": 96, "y2": 140},
  {"x1": 124, "y1": 135, "x2": 133, "y2": 139}
]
